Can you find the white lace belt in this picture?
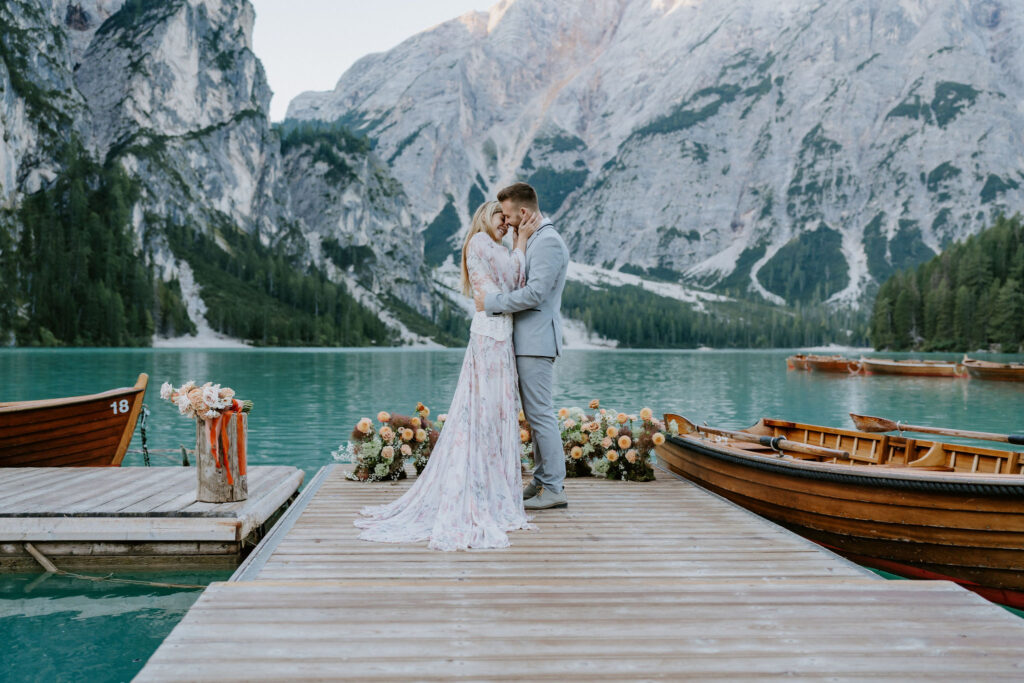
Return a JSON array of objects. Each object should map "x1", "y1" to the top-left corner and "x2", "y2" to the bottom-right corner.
[{"x1": 470, "y1": 310, "x2": 513, "y2": 341}]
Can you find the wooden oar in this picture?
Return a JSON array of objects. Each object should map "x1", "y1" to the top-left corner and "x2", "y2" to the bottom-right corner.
[
  {"x1": 849, "y1": 413, "x2": 1024, "y2": 445},
  {"x1": 669, "y1": 414, "x2": 850, "y2": 459}
]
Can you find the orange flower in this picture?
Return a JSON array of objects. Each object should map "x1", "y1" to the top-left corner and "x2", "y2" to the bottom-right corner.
[
  {"x1": 379, "y1": 426, "x2": 394, "y2": 442},
  {"x1": 606, "y1": 426, "x2": 619, "y2": 438},
  {"x1": 606, "y1": 449, "x2": 619, "y2": 462},
  {"x1": 652, "y1": 432, "x2": 666, "y2": 446},
  {"x1": 618, "y1": 435, "x2": 632, "y2": 450},
  {"x1": 564, "y1": 419, "x2": 576, "y2": 429},
  {"x1": 570, "y1": 446, "x2": 583, "y2": 460},
  {"x1": 377, "y1": 411, "x2": 391, "y2": 423},
  {"x1": 581, "y1": 422, "x2": 592, "y2": 433},
  {"x1": 401, "y1": 428, "x2": 414, "y2": 442},
  {"x1": 521, "y1": 429, "x2": 531, "y2": 443},
  {"x1": 558, "y1": 407, "x2": 569, "y2": 419},
  {"x1": 518, "y1": 409, "x2": 526, "y2": 422},
  {"x1": 381, "y1": 445, "x2": 395, "y2": 460},
  {"x1": 626, "y1": 449, "x2": 638, "y2": 464},
  {"x1": 640, "y1": 407, "x2": 653, "y2": 421},
  {"x1": 616, "y1": 412, "x2": 628, "y2": 424},
  {"x1": 356, "y1": 418, "x2": 373, "y2": 434},
  {"x1": 416, "y1": 402, "x2": 430, "y2": 417},
  {"x1": 415, "y1": 428, "x2": 427, "y2": 442},
  {"x1": 400, "y1": 443, "x2": 412, "y2": 456},
  {"x1": 589, "y1": 399, "x2": 600, "y2": 409},
  {"x1": 576, "y1": 432, "x2": 587, "y2": 444},
  {"x1": 601, "y1": 437, "x2": 613, "y2": 448},
  {"x1": 599, "y1": 408, "x2": 607, "y2": 416},
  {"x1": 410, "y1": 416, "x2": 422, "y2": 429}
]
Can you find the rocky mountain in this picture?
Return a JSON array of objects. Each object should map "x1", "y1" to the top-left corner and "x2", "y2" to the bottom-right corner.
[
  {"x1": 289, "y1": 0, "x2": 1024, "y2": 308},
  {"x1": 1, "y1": 0, "x2": 439, "y2": 346}
]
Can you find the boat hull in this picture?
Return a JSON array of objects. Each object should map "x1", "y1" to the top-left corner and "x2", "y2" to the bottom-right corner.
[
  {"x1": 860, "y1": 359, "x2": 963, "y2": 377},
  {"x1": 786, "y1": 355, "x2": 810, "y2": 371},
  {"x1": 0, "y1": 374, "x2": 148, "y2": 467},
  {"x1": 806, "y1": 357, "x2": 859, "y2": 374},
  {"x1": 963, "y1": 360, "x2": 1024, "y2": 382},
  {"x1": 656, "y1": 433, "x2": 1024, "y2": 608}
]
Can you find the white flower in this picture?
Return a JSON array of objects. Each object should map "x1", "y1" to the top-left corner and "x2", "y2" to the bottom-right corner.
[
  {"x1": 181, "y1": 380, "x2": 196, "y2": 392},
  {"x1": 203, "y1": 409, "x2": 220, "y2": 419},
  {"x1": 160, "y1": 382, "x2": 174, "y2": 400},
  {"x1": 202, "y1": 383, "x2": 223, "y2": 409},
  {"x1": 373, "y1": 463, "x2": 389, "y2": 479},
  {"x1": 175, "y1": 393, "x2": 192, "y2": 416}
]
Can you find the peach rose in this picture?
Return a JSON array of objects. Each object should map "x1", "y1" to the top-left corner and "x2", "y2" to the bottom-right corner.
[
  {"x1": 640, "y1": 407, "x2": 653, "y2": 421},
  {"x1": 377, "y1": 411, "x2": 391, "y2": 423},
  {"x1": 381, "y1": 446, "x2": 395, "y2": 461},
  {"x1": 589, "y1": 399, "x2": 600, "y2": 409},
  {"x1": 401, "y1": 428, "x2": 414, "y2": 442},
  {"x1": 570, "y1": 446, "x2": 583, "y2": 460},
  {"x1": 410, "y1": 416, "x2": 421, "y2": 429},
  {"x1": 599, "y1": 408, "x2": 607, "y2": 416},
  {"x1": 400, "y1": 443, "x2": 412, "y2": 456},
  {"x1": 606, "y1": 426, "x2": 619, "y2": 438},
  {"x1": 415, "y1": 428, "x2": 427, "y2": 442},
  {"x1": 521, "y1": 429, "x2": 531, "y2": 443},
  {"x1": 616, "y1": 412, "x2": 628, "y2": 424},
  {"x1": 416, "y1": 402, "x2": 430, "y2": 417},
  {"x1": 618, "y1": 435, "x2": 632, "y2": 450},
  {"x1": 606, "y1": 449, "x2": 619, "y2": 462},
  {"x1": 518, "y1": 409, "x2": 526, "y2": 422},
  {"x1": 564, "y1": 419, "x2": 576, "y2": 429},
  {"x1": 379, "y1": 426, "x2": 394, "y2": 442},
  {"x1": 652, "y1": 432, "x2": 666, "y2": 446},
  {"x1": 602, "y1": 437, "x2": 613, "y2": 448},
  {"x1": 558, "y1": 407, "x2": 569, "y2": 419},
  {"x1": 356, "y1": 418, "x2": 373, "y2": 434},
  {"x1": 438, "y1": 413, "x2": 448, "y2": 423},
  {"x1": 626, "y1": 449, "x2": 638, "y2": 464},
  {"x1": 581, "y1": 422, "x2": 592, "y2": 433}
]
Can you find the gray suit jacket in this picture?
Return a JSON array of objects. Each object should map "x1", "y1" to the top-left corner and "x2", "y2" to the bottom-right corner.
[{"x1": 484, "y1": 220, "x2": 570, "y2": 357}]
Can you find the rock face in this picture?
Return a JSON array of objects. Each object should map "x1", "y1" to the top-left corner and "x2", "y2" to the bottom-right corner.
[
  {"x1": 289, "y1": 0, "x2": 1024, "y2": 306},
  {"x1": 1, "y1": 0, "x2": 435, "y2": 346}
]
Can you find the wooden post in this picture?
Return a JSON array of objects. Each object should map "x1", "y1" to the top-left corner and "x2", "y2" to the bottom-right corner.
[{"x1": 195, "y1": 413, "x2": 248, "y2": 502}]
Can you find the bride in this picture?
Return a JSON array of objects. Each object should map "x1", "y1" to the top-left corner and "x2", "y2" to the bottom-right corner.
[{"x1": 354, "y1": 200, "x2": 541, "y2": 551}]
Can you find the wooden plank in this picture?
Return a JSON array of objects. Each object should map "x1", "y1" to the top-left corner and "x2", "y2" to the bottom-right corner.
[{"x1": 134, "y1": 464, "x2": 1024, "y2": 681}]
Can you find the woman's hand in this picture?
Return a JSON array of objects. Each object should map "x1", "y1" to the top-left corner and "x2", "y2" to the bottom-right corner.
[{"x1": 515, "y1": 211, "x2": 542, "y2": 251}]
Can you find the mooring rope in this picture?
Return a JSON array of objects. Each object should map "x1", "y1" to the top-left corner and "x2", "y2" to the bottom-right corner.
[
  {"x1": 139, "y1": 404, "x2": 151, "y2": 467},
  {"x1": 23, "y1": 543, "x2": 206, "y2": 590}
]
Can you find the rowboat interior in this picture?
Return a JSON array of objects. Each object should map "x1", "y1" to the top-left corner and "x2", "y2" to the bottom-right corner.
[{"x1": 673, "y1": 416, "x2": 1024, "y2": 476}]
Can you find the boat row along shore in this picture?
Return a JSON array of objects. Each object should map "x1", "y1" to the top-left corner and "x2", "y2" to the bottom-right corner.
[{"x1": 787, "y1": 354, "x2": 1024, "y2": 380}]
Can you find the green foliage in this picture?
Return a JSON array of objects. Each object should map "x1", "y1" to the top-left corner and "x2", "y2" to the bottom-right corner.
[
  {"x1": 931, "y1": 81, "x2": 980, "y2": 128},
  {"x1": 925, "y1": 162, "x2": 961, "y2": 192},
  {"x1": 533, "y1": 134, "x2": 586, "y2": 153},
  {"x1": 467, "y1": 183, "x2": 486, "y2": 217},
  {"x1": 562, "y1": 282, "x2": 867, "y2": 349},
  {"x1": 6, "y1": 139, "x2": 155, "y2": 346},
  {"x1": 321, "y1": 238, "x2": 376, "y2": 276},
  {"x1": 155, "y1": 278, "x2": 196, "y2": 337},
  {"x1": 165, "y1": 222, "x2": 392, "y2": 347},
  {"x1": 863, "y1": 214, "x2": 937, "y2": 284},
  {"x1": 277, "y1": 120, "x2": 370, "y2": 184},
  {"x1": 423, "y1": 197, "x2": 460, "y2": 267},
  {"x1": 632, "y1": 84, "x2": 741, "y2": 138},
  {"x1": 382, "y1": 295, "x2": 470, "y2": 347},
  {"x1": 388, "y1": 124, "x2": 427, "y2": 163},
  {"x1": 870, "y1": 214, "x2": 1024, "y2": 351},
  {"x1": 759, "y1": 225, "x2": 849, "y2": 304},
  {"x1": 526, "y1": 168, "x2": 588, "y2": 215},
  {"x1": 980, "y1": 173, "x2": 1020, "y2": 204}
]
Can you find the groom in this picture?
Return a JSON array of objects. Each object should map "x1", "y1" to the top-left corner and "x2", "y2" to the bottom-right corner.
[{"x1": 474, "y1": 182, "x2": 570, "y2": 510}]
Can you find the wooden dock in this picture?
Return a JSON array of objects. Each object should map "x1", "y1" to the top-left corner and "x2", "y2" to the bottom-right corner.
[
  {"x1": 136, "y1": 463, "x2": 1024, "y2": 680},
  {"x1": 0, "y1": 465, "x2": 303, "y2": 570}
]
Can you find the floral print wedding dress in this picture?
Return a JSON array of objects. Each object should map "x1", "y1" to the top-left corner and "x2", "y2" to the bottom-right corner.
[{"x1": 354, "y1": 232, "x2": 535, "y2": 551}]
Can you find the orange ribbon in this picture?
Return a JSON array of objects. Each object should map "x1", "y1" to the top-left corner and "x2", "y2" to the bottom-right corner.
[{"x1": 207, "y1": 400, "x2": 248, "y2": 486}]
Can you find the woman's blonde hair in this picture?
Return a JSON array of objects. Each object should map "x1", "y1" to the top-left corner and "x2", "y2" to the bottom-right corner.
[{"x1": 460, "y1": 200, "x2": 503, "y2": 296}]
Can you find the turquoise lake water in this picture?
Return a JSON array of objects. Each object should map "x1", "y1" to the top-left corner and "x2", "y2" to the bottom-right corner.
[{"x1": 2, "y1": 347, "x2": 1023, "y2": 681}]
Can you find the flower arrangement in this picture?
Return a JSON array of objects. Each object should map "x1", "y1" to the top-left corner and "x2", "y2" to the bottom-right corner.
[
  {"x1": 335, "y1": 403, "x2": 441, "y2": 481},
  {"x1": 519, "y1": 400, "x2": 663, "y2": 482}
]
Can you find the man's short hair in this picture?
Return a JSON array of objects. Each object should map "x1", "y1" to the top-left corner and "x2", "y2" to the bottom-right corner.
[{"x1": 497, "y1": 182, "x2": 539, "y2": 210}]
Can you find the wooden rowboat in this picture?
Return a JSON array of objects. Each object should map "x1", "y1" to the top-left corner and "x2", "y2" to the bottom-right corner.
[
  {"x1": 963, "y1": 358, "x2": 1024, "y2": 382},
  {"x1": 804, "y1": 354, "x2": 860, "y2": 374},
  {"x1": 859, "y1": 357, "x2": 964, "y2": 377},
  {"x1": 656, "y1": 413, "x2": 1024, "y2": 608},
  {"x1": 785, "y1": 354, "x2": 810, "y2": 370},
  {"x1": 0, "y1": 374, "x2": 148, "y2": 467}
]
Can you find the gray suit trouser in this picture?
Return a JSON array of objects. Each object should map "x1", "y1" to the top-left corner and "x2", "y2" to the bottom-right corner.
[{"x1": 517, "y1": 355, "x2": 564, "y2": 494}]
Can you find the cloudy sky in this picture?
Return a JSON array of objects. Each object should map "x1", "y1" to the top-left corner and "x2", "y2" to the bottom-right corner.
[{"x1": 251, "y1": 0, "x2": 494, "y2": 121}]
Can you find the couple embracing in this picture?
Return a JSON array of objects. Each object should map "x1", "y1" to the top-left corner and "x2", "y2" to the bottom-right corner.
[{"x1": 354, "y1": 182, "x2": 570, "y2": 551}]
